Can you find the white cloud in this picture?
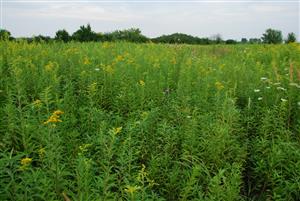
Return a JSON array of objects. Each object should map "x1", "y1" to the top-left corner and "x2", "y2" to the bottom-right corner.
[{"x1": 2, "y1": 1, "x2": 299, "y2": 39}]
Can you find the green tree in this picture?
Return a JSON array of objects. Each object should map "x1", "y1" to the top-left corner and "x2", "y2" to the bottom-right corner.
[
  {"x1": 226, "y1": 39, "x2": 237, "y2": 44},
  {"x1": 72, "y1": 24, "x2": 98, "y2": 42},
  {"x1": 241, "y1": 38, "x2": 248, "y2": 43},
  {"x1": 285, "y1": 32, "x2": 296, "y2": 43},
  {"x1": 55, "y1": 29, "x2": 70, "y2": 42},
  {"x1": 0, "y1": 29, "x2": 11, "y2": 40},
  {"x1": 261, "y1": 28, "x2": 283, "y2": 44},
  {"x1": 249, "y1": 38, "x2": 261, "y2": 44}
]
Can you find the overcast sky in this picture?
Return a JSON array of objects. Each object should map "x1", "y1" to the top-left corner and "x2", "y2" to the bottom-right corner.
[{"x1": 1, "y1": 0, "x2": 299, "y2": 40}]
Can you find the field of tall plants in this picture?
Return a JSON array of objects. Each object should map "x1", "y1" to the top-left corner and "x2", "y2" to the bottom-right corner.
[{"x1": 1, "y1": 41, "x2": 300, "y2": 201}]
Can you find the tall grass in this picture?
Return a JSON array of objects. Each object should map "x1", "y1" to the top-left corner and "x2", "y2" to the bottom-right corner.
[{"x1": 0, "y1": 41, "x2": 300, "y2": 200}]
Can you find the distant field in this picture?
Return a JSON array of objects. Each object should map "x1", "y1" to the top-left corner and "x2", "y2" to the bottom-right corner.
[{"x1": 0, "y1": 41, "x2": 300, "y2": 201}]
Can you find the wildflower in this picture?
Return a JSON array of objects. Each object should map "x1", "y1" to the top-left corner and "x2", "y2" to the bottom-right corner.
[
  {"x1": 53, "y1": 110, "x2": 64, "y2": 115},
  {"x1": 83, "y1": 57, "x2": 90, "y2": 65},
  {"x1": 124, "y1": 185, "x2": 140, "y2": 194},
  {"x1": 45, "y1": 62, "x2": 55, "y2": 71},
  {"x1": 21, "y1": 157, "x2": 32, "y2": 166},
  {"x1": 115, "y1": 55, "x2": 124, "y2": 62},
  {"x1": 260, "y1": 77, "x2": 268, "y2": 81},
  {"x1": 112, "y1": 127, "x2": 122, "y2": 135},
  {"x1": 258, "y1": 97, "x2": 263, "y2": 101},
  {"x1": 33, "y1": 99, "x2": 42, "y2": 107},
  {"x1": 95, "y1": 68, "x2": 100, "y2": 71},
  {"x1": 33, "y1": 99, "x2": 41, "y2": 105},
  {"x1": 254, "y1": 89, "x2": 260, "y2": 93},
  {"x1": 102, "y1": 64, "x2": 114, "y2": 74},
  {"x1": 277, "y1": 87, "x2": 287, "y2": 91},
  {"x1": 266, "y1": 86, "x2": 271, "y2": 89},
  {"x1": 186, "y1": 115, "x2": 192, "y2": 119},
  {"x1": 297, "y1": 102, "x2": 300, "y2": 106},
  {"x1": 281, "y1": 98, "x2": 288, "y2": 102},
  {"x1": 273, "y1": 82, "x2": 281, "y2": 86},
  {"x1": 139, "y1": 80, "x2": 145, "y2": 87},
  {"x1": 215, "y1": 81, "x2": 224, "y2": 90},
  {"x1": 44, "y1": 110, "x2": 64, "y2": 124},
  {"x1": 20, "y1": 157, "x2": 32, "y2": 170}
]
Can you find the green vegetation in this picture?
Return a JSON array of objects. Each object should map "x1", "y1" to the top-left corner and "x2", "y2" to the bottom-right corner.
[
  {"x1": 1, "y1": 25, "x2": 297, "y2": 44},
  {"x1": 0, "y1": 41, "x2": 300, "y2": 201},
  {"x1": 261, "y1": 28, "x2": 283, "y2": 44}
]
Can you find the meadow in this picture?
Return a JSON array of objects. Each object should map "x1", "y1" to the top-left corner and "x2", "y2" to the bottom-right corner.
[{"x1": 0, "y1": 41, "x2": 300, "y2": 201}]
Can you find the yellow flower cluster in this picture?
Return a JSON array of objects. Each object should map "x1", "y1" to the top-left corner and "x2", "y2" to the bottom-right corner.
[
  {"x1": 112, "y1": 127, "x2": 122, "y2": 135},
  {"x1": 20, "y1": 157, "x2": 32, "y2": 170},
  {"x1": 139, "y1": 80, "x2": 145, "y2": 86},
  {"x1": 33, "y1": 99, "x2": 42, "y2": 107},
  {"x1": 45, "y1": 62, "x2": 54, "y2": 71},
  {"x1": 44, "y1": 110, "x2": 64, "y2": 124},
  {"x1": 215, "y1": 81, "x2": 224, "y2": 90},
  {"x1": 101, "y1": 64, "x2": 114, "y2": 74},
  {"x1": 83, "y1": 57, "x2": 91, "y2": 65},
  {"x1": 115, "y1": 55, "x2": 124, "y2": 62}
]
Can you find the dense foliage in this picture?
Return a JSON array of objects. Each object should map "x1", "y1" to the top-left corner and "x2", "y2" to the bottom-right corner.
[
  {"x1": 1, "y1": 26, "x2": 297, "y2": 45},
  {"x1": 261, "y1": 28, "x2": 283, "y2": 44},
  {"x1": 0, "y1": 41, "x2": 300, "y2": 201}
]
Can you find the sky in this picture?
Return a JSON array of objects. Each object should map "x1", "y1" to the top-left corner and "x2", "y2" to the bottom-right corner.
[{"x1": 1, "y1": 0, "x2": 299, "y2": 40}]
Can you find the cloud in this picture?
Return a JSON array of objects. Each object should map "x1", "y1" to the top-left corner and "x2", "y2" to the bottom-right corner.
[
  {"x1": 5, "y1": 2, "x2": 142, "y2": 22},
  {"x1": 2, "y1": 1, "x2": 299, "y2": 39}
]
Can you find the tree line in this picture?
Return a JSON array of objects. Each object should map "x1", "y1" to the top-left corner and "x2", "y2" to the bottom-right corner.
[{"x1": 0, "y1": 24, "x2": 297, "y2": 44}]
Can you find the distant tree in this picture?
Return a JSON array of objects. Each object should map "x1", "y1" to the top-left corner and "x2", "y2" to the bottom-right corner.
[
  {"x1": 285, "y1": 32, "x2": 296, "y2": 43},
  {"x1": 72, "y1": 24, "x2": 98, "y2": 42},
  {"x1": 107, "y1": 28, "x2": 148, "y2": 43},
  {"x1": 261, "y1": 28, "x2": 283, "y2": 44},
  {"x1": 225, "y1": 39, "x2": 237, "y2": 44},
  {"x1": 249, "y1": 38, "x2": 261, "y2": 44},
  {"x1": 241, "y1": 38, "x2": 248, "y2": 43},
  {"x1": 0, "y1": 29, "x2": 11, "y2": 40},
  {"x1": 33, "y1": 35, "x2": 52, "y2": 43},
  {"x1": 211, "y1": 34, "x2": 223, "y2": 44},
  {"x1": 55, "y1": 29, "x2": 70, "y2": 42}
]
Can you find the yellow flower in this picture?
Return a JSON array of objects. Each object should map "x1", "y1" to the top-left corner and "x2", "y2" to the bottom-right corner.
[
  {"x1": 83, "y1": 57, "x2": 91, "y2": 65},
  {"x1": 139, "y1": 80, "x2": 145, "y2": 86},
  {"x1": 44, "y1": 110, "x2": 64, "y2": 124},
  {"x1": 53, "y1": 110, "x2": 64, "y2": 115},
  {"x1": 215, "y1": 81, "x2": 224, "y2": 90},
  {"x1": 21, "y1": 157, "x2": 32, "y2": 166},
  {"x1": 102, "y1": 64, "x2": 114, "y2": 74},
  {"x1": 33, "y1": 99, "x2": 41, "y2": 105},
  {"x1": 112, "y1": 127, "x2": 122, "y2": 135},
  {"x1": 124, "y1": 185, "x2": 140, "y2": 194},
  {"x1": 115, "y1": 55, "x2": 124, "y2": 62},
  {"x1": 45, "y1": 62, "x2": 54, "y2": 71},
  {"x1": 33, "y1": 99, "x2": 42, "y2": 107}
]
